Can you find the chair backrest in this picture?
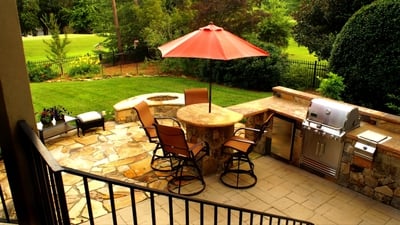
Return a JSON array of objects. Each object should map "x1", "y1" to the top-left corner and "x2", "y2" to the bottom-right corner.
[
  {"x1": 154, "y1": 123, "x2": 191, "y2": 158},
  {"x1": 132, "y1": 101, "x2": 157, "y2": 141},
  {"x1": 184, "y1": 88, "x2": 208, "y2": 105},
  {"x1": 254, "y1": 113, "x2": 275, "y2": 143}
]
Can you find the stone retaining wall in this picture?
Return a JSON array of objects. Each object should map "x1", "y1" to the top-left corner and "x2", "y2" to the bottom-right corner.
[{"x1": 113, "y1": 92, "x2": 184, "y2": 123}]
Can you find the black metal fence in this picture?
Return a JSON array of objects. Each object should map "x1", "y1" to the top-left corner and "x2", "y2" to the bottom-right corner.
[
  {"x1": 288, "y1": 59, "x2": 329, "y2": 88},
  {"x1": 3, "y1": 120, "x2": 314, "y2": 225}
]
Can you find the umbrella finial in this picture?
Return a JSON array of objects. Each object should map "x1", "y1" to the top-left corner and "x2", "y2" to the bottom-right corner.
[{"x1": 209, "y1": 21, "x2": 214, "y2": 25}]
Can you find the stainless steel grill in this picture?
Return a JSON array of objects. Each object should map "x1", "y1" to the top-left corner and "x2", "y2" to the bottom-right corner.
[{"x1": 301, "y1": 98, "x2": 360, "y2": 177}]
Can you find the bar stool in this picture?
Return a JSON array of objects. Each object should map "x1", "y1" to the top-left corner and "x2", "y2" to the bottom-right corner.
[{"x1": 220, "y1": 113, "x2": 274, "y2": 189}]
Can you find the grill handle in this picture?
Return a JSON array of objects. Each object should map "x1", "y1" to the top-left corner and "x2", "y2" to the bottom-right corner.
[{"x1": 315, "y1": 142, "x2": 325, "y2": 157}]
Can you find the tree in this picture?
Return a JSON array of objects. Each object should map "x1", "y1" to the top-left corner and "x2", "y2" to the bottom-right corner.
[
  {"x1": 111, "y1": 0, "x2": 123, "y2": 54},
  {"x1": 38, "y1": 0, "x2": 72, "y2": 35},
  {"x1": 42, "y1": 14, "x2": 71, "y2": 76},
  {"x1": 256, "y1": 0, "x2": 294, "y2": 48},
  {"x1": 192, "y1": 0, "x2": 260, "y2": 35},
  {"x1": 329, "y1": 0, "x2": 400, "y2": 113},
  {"x1": 292, "y1": 0, "x2": 374, "y2": 60},
  {"x1": 17, "y1": 0, "x2": 41, "y2": 36},
  {"x1": 69, "y1": 0, "x2": 99, "y2": 33}
]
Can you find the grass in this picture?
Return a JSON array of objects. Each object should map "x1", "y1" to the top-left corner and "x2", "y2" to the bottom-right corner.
[
  {"x1": 30, "y1": 76, "x2": 271, "y2": 121},
  {"x1": 27, "y1": 34, "x2": 313, "y2": 122},
  {"x1": 23, "y1": 34, "x2": 105, "y2": 61},
  {"x1": 284, "y1": 38, "x2": 318, "y2": 61}
]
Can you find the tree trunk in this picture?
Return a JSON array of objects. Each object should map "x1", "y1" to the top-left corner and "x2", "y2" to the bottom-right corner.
[{"x1": 111, "y1": 0, "x2": 123, "y2": 54}]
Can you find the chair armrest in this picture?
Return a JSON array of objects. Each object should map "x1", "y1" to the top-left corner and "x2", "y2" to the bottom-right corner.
[
  {"x1": 141, "y1": 125, "x2": 155, "y2": 129},
  {"x1": 229, "y1": 136, "x2": 256, "y2": 145},
  {"x1": 155, "y1": 117, "x2": 182, "y2": 127},
  {"x1": 233, "y1": 127, "x2": 261, "y2": 135},
  {"x1": 189, "y1": 141, "x2": 210, "y2": 156}
]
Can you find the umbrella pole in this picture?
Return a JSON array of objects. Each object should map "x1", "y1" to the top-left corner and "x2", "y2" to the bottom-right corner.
[
  {"x1": 208, "y1": 60, "x2": 212, "y2": 113},
  {"x1": 209, "y1": 82, "x2": 212, "y2": 113}
]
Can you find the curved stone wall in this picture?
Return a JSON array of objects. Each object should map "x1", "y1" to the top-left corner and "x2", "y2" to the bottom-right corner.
[{"x1": 113, "y1": 92, "x2": 185, "y2": 123}]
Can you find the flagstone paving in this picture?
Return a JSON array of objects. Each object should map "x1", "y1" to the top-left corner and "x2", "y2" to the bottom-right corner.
[{"x1": 45, "y1": 121, "x2": 174, "y2": 224}]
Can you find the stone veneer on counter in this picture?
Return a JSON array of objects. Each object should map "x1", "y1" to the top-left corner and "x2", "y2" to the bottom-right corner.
[
  {"x1": 269, "y1": 86, "x2": 400, "y2": 210},
  {"x1": 339, "y1": 138, "x2": 400, "y2": 209}
]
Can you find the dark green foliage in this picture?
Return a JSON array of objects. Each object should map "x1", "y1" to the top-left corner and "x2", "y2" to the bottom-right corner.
[
  {"x1": 69, "y1": 0, "x2": 98, "y2": 33},
  {"x1": 26, "y1": 61, "x2": 58, "y2": 82},
  {"x1": 386, "y1": 89, "x2": 400, "y2": 115},
  {"x1": 330, "y1": 0, "x2": 400, "y2": 112},
  {"x1": 280, "y1": 64, "x2": 314, "y2": 90},
  {"x1": 218, "y1": 44, "x2": 287, "y2": 91},
  {"x1": 293, "y1": 0, "x2": 374, "y2": 60},
  {"x1": 18, "y1": 0, "x2": 41, "y2": 36},
  {"x1": 164, "y1": 42, "x2": 288, "y2": 92}
]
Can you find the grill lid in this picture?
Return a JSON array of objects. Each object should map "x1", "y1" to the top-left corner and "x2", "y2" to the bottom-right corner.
[{"x1": 305, "y1": 98, "x2": 360, "y2": 132}]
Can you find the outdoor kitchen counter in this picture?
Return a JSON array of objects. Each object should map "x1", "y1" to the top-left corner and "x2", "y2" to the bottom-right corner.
[
  {"x1": 228, "y1": 95, "x2": 400, "y2": 160},
  {"x1": 227, "y1": 96, "x2": 308, "y2": 122},
  {"x1": 346, "y1": 122, "x2": 400, "y2": 158}
]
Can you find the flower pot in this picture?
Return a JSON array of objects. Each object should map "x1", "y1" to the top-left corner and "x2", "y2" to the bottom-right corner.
[
  {"x1": 41, "y1": 117, "x2": 53, "y2": 127},
  {"x1": 55, "y1": 115, "x2": 65, "y2": 122}
]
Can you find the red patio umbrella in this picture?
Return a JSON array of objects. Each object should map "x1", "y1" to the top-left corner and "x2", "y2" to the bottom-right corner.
[{"x1": 158, "y1": 22, "x2": 269, "y2": 112}]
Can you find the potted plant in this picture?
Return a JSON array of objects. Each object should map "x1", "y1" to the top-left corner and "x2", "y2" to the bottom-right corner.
[
  {"x1": 40, "y1": 108, "x2": 54, "y2": 125},
  {"x1": 39, "y1": 105, "x2": 71, "y2": 125},
  {"x1": 51, "y1": 105, "x2": 70, "y2": 121}
]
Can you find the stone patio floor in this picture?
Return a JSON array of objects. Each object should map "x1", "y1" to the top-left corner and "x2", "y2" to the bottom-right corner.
[{"x1": 2, "y1": 120, "x2": 400, "y2": 224}]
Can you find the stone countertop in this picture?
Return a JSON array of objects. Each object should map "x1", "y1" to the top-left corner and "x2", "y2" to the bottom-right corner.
[
  {"x1": 347, "y1": 123, "x2": 400, "y2": 158},
  {"x1": 227, "y1": 96, "x2": 308, "y2": 122}
]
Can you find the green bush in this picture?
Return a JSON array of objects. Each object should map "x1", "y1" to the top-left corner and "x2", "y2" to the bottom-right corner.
[
  {"x1": 26, "y1": 61, "x2": 58, "y2": 82},
  {"x1": 330, "y1": 0, "x2": 400, "y2": 112},
  {"x1": 317, "y1": 72, "x2": 345, "y2": 100},
  {"x1": 166, "y1": 42, "x2": 288, "y2": 92},
  {"x1": 68, "y1": 55, "x2": 100, "y2": 77},
  {"x1": 280, "y1": 64, "x2": 313, "y2": 90}
]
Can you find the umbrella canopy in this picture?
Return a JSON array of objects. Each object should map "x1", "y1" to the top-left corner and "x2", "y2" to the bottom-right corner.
[{"x1": 158, "y1": 22, "x2": 269, "y2": 111}]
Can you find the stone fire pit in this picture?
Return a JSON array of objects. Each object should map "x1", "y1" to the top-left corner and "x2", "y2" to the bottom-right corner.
[{"x1": 113, "y1": 92, "x2": 184, "y2": 123}]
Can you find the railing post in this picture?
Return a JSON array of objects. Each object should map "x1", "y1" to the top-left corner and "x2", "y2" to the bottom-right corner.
[{"x1": 312, "y1": 60, "x2": 318, "y2": 88}]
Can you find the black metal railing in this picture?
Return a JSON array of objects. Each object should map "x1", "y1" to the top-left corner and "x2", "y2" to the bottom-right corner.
[
  {"x1": 0, "y1": 184, "x2": 14, "y2": 223},
  {"x1": 288, "y1": 59, "x2": 329, "y2": 88},
  {"x1": 15, "y1": 120, "x2": 314, "y2": 225}
]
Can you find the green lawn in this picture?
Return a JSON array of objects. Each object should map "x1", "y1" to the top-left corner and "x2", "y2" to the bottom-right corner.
[
  {"x1": 284, "y1": 38, "x2": 318, "y2": 61},
  {"x1": 30, "y1": 76, "x2": 271, "y2": 121},
  {"x1": 23, "y1": 34, "x2": 105, "y2": 61},
  {"x1": 27, "y1": 34, "x2": 313, "y2": 122}
]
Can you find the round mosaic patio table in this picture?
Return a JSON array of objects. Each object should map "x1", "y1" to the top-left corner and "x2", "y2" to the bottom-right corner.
[{"x1": 177, "y1": 103, "x2": 243, "y2": 175}]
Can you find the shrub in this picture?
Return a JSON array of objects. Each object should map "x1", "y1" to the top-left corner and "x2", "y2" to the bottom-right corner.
[
  {"x1": 330, "y1": 0, "x2": 400, "y2": 111},
  {"x1": 317, "y1": 72, "x2": 345, "y2": 100},
  {"x1": 68, "y1": 55, "x2": 100, "y2": 77},
  {"x1": 386, "y1": 88, "x2": 400, "y2": 115},
  {"x1": 26, "y1": 61, "x2": 58, "y2": 82},
  {"x1": 166, "y1": 42, "x2": 288, "y2": 92},
  {"x1": 280, "y1": 64, "x2": 314, "y2": 90}
]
